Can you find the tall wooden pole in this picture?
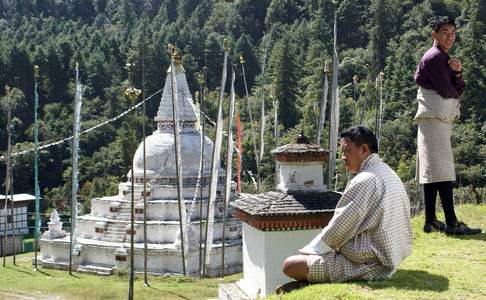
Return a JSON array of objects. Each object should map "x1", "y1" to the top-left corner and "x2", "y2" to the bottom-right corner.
[
  {"x1": 352, "y1": 75, "x2": 359, "y2": 125},
  {"x1": 376, "y1": 71, "x2": 385, "y2": 151},
  {"x1": 203, "y1": 39, "x2": 228, "y2": 276},
  {"x1": 239, "y1": 56, "x2": 259, "y2": 191},
  {"x1": 125, "y1": 62, "x2": 141, "y2": 300},
  {"x1": 141, "y1": 22, "x2": 149, "y2": 287},
  {"x1": 168, "y1": 44, "x2": 187, "y2": 276},
  {"x1": 197, "y1": 67, "x2": 207, "y2": 278},
  {"x1": 3, "y1": 85, "x2": 12, "y2": 267},
  {"x1": 221, "y1": 68, "x2": 236, "y2": 278},
  {"x1": 257, "y1": 49, "x2": 267, "y2": 193},
  {"x1": 328, "y1": 10, "x2": 340, "y2": 186},
  {"x1": 316, "y1": 61, "x2": 330, "y2": 145},
  {"x1": 6, "y1": 85, "x2": 16, "y2": 265},
  {"x1": 9, "y1": 159, "x2": 15, "y2": 265},
  {"x1": 33, "y1": 66, "x2": 40, "y2": 270},
  {"x1": 69, "y1": 63, "x2": 82, "y2": 276}
]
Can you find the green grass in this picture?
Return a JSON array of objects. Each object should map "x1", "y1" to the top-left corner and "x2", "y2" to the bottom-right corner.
[
  {"x1": 0, "y1": 204, "x2": 484, "y2": 300},
  {"x1": 268, "y1": 203, "x2": 486, "y2": 300}
]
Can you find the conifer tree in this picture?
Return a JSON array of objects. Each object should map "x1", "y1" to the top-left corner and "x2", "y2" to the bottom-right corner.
[
  {"x1": 459, "y1": 0, "x2": 486, "y2": 122},
  {"x1": 233, "y1": 33, "x2": 259, "y2": 96},
  {"x1": 269, "y1": 33, "x2": 301, "y2": 129}
]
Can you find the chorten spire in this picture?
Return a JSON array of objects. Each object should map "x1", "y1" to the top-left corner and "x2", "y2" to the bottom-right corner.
[{"x1": 155, "y1": 48, "x2": 198, "y2": 130}]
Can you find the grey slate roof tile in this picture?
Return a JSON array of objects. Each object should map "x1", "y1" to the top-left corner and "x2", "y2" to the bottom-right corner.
[{"x1": 232, "y1": 190, "x2": 341, "y2": 216}]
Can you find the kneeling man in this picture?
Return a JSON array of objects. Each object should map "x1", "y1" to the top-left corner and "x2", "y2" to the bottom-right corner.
[{"x1": 282, "y1": 126, "x2": 412, "y2": 287}]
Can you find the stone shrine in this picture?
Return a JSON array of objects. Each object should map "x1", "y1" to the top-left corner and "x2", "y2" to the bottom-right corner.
[
  {"x1": 39, "y1": 57, "x2": 242, "y2": 276},
  {"x1": 220, "y1": 133, "x2": 340, "y2": 298}
]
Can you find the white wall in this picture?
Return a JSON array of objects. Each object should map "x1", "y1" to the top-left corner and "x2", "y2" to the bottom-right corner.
[
  {"x1": 277, "y1": 161, "x2": 326, "y2": 192},
  {"x1": 239, "y1": 223, "x2": 322, "y2": 297}
]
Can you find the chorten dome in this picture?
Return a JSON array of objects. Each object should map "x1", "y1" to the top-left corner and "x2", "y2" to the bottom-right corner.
[
  {"x1": 132, "y1": 132, "x2": 214, "y2": 178},
  {"x1": 131, "y1": 53, "x2": 222, "y2": 179}
]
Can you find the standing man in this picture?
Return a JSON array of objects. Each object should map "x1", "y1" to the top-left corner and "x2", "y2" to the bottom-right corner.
[
  {"x1": 414, "y1": 16, "x2": 481, "y2": 235},
  {"x1": 278, "y1": 126, "x2": 412, "y2": 293}
]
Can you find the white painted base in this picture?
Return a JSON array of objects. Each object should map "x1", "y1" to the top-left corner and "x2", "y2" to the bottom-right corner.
[
  {"x1": 239, "y1": 223, "x2": 322, "y2": 298},
  {"x1": 39, "y1": 235, "x2": 242, "y2": 277}
]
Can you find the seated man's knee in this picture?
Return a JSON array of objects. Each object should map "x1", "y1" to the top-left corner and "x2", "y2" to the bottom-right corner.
[{"x1": 283, "y1": 255, "x2": 309, "y2": 281}]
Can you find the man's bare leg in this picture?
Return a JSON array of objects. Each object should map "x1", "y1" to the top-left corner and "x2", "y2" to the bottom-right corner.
[{"x1": 283, "y1": 255, "x2": 309, "y2": 281}]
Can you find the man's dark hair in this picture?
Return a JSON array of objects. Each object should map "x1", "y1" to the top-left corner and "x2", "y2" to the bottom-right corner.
[
  {"x1": 340, "y1": 125, "x2": 378, "y2": 153},
  {"x1": 429, "y1": 16, "x2": 456, "y2": 32}
]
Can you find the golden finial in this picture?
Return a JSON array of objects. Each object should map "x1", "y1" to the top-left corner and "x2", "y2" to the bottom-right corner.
[
  {"x1": 239, "y1": 55, "x2": 245, "y2": 65},
  {"x1": 167, "y1": 44, "x2": 182, "y2": 65},
  {"x1": 353, "y1": 75, "x2": 359, "y2": 85},
  {"x1": 167, "y1": 43, "x2": 175, "y2": 55},
  {"x1": 379, "y1": 71, "x2": 385, "y2": 82},
  {"x1": 34, "y1": 65, "x2": 40, "y2": 79},
  {"x1": 124, "y1": 62, "x2": 141, "y2": 105},
  {"x1": 223, "y1": 38, "x2": 229, "y2": 52},
  {"x1": 125, "y1": 85, "x2": 142, "y2": 105}
]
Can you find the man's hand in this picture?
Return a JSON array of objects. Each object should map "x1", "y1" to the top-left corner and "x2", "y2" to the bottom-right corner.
[{"x1": 449, "y1": 57, "x2": 462, "y2": 73}]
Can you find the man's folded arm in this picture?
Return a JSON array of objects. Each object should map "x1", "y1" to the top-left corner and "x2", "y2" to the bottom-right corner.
[{"x1": 320, "y1": 175, "x2": 383, "y2": 250}]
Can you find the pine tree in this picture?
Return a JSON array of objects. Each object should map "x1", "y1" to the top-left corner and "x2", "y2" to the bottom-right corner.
[
  {"x1": 233, "y1": 33, "x2": 259, "y2": 96},
  {"x1": 269, "y1": 33, "x2": 301, "y2": 129},
  {"x1": 204, "y1": 32, "x2": 224, "y2": 91},
  {"x1": 459, "y1": 0, "x2": 486, "y2": 122}
]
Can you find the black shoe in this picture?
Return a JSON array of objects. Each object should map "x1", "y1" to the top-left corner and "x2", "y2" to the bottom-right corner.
[
  {"x1": 423, "y1": 219, "x2": 446, "y2": 233},
  {"x1": 275, "y1": 280, "x2": 310, "y2": 295},
  {"x1": 445, "y1": 221, "x2": 482, "y2": 235}
]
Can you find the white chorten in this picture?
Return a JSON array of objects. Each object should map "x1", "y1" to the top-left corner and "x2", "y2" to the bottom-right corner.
[{"x1": 39, "y1": 56, "x2": 242, "y2": 276}]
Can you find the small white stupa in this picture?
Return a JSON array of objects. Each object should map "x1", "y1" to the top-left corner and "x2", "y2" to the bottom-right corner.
[
  {"x1": 39, "y1": 53, "x2": 242, "y2": 276},
  {"x1": 220, "y1": 132, "x2": 340, "y2": 298}
]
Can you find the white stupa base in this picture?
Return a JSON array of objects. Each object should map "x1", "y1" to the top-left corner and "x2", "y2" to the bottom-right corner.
[{"x1": 39, "y1": 234, "x2": 242, "y2": 277}]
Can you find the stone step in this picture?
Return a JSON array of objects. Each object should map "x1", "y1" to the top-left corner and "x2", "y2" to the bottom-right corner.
[
  {"x1": 105, "y1": 229, "x2": 125, "y2": 233},
  {"x1": 105, "y1": 232, "x2": 125, "y2": 236},
  {"x1": 105, "y1": 232, "x2": 125, "y2": 237},
  {"x1": 77, "y1": 264, "x2": 113, "y2": 276},
  {"x1": 103, "y1": 237, "x2": 124, "y2": 243},
  {"x1": 105, "y1": 229, "x2": 126, "y2": 233}
]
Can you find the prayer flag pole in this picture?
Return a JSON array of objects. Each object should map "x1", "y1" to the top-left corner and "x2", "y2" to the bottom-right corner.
[
  {"x1": 235, "y1": 107, "x2": 242, "y2": 193},
  {"x1": 141, "y1": 22, "x2": 149, "y2": 287},
  {"x1": 376, "y1": 71, "x2": 385, "y2": 151},
  {"x1": 33, "y1": 65, "x2": 40, "y2": 271},
  {"x1": 125, "y1": 62, "x2": 141, "y2": 300},
  {"x1": 240, "y1": 56, "x2": 259, "y2": 191},
  {"x1": 69, "y1": 62, "x2": 82, "y2": 276},
  {"x1": 197, "y1": 67, "x2": 208, "y2": 277},
  {"x1": 168, "y1": 44, "x2": 188, "y2": 276},
  {"x1": 203, "y1": 39, "x2": 228, "y2": 276},
  {"x1": 328, "y1": 9, "x2": 340, "y2": 186},
  {"x1": 9, "y1": 145, "x2": 15, "y2": 265},
  {"x1": 273, "y1": 97, "x2": 279, "y2": 176},
  {"x1": 221, "y1": 68, "x2": 236, "y2": 278},
  {"x1": 257, "y1": 49, "x2": 267, "y2": 193},
  {"x1": 3, "y1": 85, "x2": 12, "y2": 267},
  {"x1": 316, "y1": 61, "x2": 330, "y2": 145},
  {"x1": 352, "y1": 75, "x2": 359, "y2": 125}
]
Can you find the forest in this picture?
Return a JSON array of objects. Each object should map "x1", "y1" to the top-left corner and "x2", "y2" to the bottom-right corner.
[{"x1": 0, "y1": 0, "x2": 484, "y2": 214}]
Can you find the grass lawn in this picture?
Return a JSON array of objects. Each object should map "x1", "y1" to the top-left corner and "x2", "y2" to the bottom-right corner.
[{"x1": 0, "y1": 204, "x2": 485, "y2": 300}]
